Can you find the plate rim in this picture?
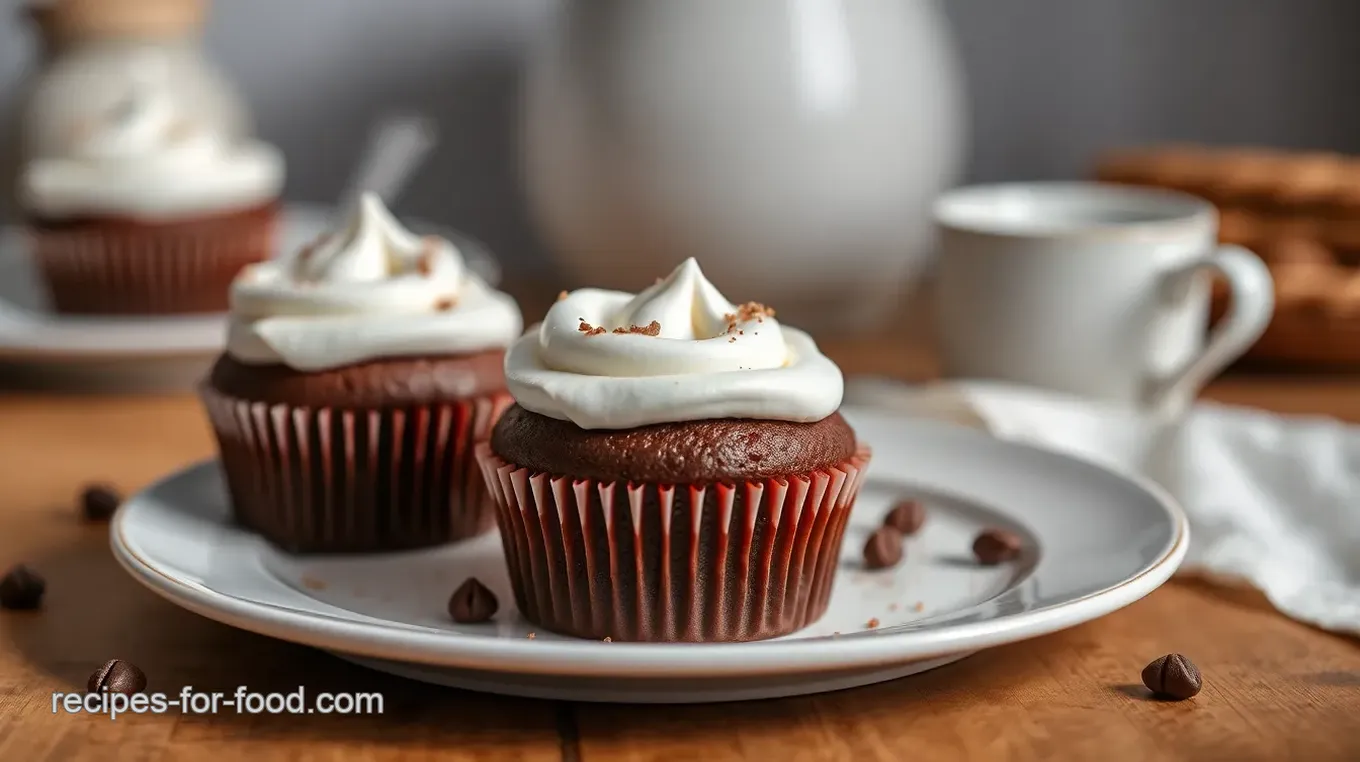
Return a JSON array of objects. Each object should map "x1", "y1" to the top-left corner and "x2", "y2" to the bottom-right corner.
[{"x1": 110, "y1": 412, "x2": 1190, "y2": 678}]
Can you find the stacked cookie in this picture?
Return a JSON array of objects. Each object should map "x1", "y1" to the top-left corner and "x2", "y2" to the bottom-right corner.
[{"x1": 1096, "y1": 145, "x2": 1360, "y2": 367}]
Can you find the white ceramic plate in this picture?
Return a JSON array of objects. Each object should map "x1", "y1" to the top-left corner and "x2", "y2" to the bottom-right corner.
[
  {"x1": 111, "y1": 408, "x2": 1188, "y2": 703},
  {"x1": 0, "y1": 203, "x2": 502, "y2": 362}
]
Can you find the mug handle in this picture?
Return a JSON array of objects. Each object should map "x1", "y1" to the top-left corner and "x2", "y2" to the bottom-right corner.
[{"x1": 1142, "y1": 244, "x2": 1274, "y2": 418}]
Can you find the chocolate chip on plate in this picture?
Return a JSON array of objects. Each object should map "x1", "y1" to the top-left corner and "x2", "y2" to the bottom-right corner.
[
  {"x1": 1141, "y1": 654, "x2": 1203, "y2": 700},
  {"x1": 81, "y1": 484, "x2": 122, "y2": 522},
  {"x1": 448, "y1": 578, "x2": 498, "y2": 623},
  {"x1": 88, "y1": 659, "x2": 147, "y2": 695},
  {"x1": 972, "y1": 528, "x2": 1023, "y2": 565},
  {"x1": 884, "y1": 499, "x2": 926, "y2": 535},
  {"x1": 863, "y1": 527, "x2": 904, "y2": 570},
  {"x1": 0, "y1": 564, "x2": 45, "y2": 610}
]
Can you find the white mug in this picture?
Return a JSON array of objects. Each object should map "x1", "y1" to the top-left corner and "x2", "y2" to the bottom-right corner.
[{"x1": 933, "y1": 182, "x2": 1275, "y2": 418}]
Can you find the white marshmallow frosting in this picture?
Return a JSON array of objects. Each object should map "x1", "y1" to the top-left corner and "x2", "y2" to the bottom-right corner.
[
  {"x1": 226, "y1": 193, "x2": 522, "y2": 371},
  {"x1": 19, "y1": 58, "x2": 283, "y2": 220},
  {"x1": 505, "y1": 258, "x2": 844, "y2": 429}
]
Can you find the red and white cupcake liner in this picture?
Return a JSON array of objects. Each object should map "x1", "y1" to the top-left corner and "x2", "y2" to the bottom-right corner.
[
  {"x1": 29, "y1": 212, "x2": 276, "y2": 315},
  {"x1": 476, "y1": 444, "x2": 872, "y2": 642},
  {"x1": 202, "y1": 386, "x2": 512, "y2": 554}
]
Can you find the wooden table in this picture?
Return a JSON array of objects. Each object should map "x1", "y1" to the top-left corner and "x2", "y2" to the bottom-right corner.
[{"x1": 1, "y1": 334, "x2": 1359, "y2": 762}]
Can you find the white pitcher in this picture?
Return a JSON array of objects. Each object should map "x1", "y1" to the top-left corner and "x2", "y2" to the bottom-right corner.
[{"x1": 521, "y1": 0, "x2": 968, "y2": 330}]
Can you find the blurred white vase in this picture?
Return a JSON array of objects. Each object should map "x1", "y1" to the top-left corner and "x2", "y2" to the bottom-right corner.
[{"x1": 522, "y1": 0, "x2": 968, "y2": 330}]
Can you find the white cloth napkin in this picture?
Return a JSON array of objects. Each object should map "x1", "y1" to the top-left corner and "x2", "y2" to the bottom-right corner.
[{"x1": 845, "y1": 377, "x2": 1360, "y2": 635}]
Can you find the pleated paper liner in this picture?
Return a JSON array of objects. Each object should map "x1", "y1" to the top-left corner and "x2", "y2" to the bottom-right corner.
[
  {"x1": 476, "y1": 443, "x2": 872, "y2": 642},
  {"x1": 201, "y1": 385, "x2": 512, "y2": 553},
  {"x1": 28, "y1": 206, "x2": 277, "y2": 315}
]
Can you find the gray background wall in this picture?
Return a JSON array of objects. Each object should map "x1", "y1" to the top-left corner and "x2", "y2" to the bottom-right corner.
[{"x1": 2, "y1": 0, "x2": 1358, "y2": 273}]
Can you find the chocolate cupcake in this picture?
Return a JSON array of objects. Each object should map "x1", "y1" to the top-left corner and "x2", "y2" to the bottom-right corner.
[
  {"x1": 17, "y1": 60, "x2": 283, "y2": 315},
  {"x1": 201, "y1": 193, "x2": 522, "y2": 553},
  {"x1": 477, "y1": 259, "x2": 871, "y2": 642}
]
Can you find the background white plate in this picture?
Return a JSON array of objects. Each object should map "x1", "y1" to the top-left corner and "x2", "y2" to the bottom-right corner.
[
  {"x1": 111, "y1": 409, "x2": 1188, "y2": 703},
  {"x1": 0, "y1": 203, "x2": 502, "y2": 362}
]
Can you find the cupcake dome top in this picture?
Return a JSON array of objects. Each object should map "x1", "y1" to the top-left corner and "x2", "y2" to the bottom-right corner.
[{"x1": 505, "y1": 258, "x2": 844, "y2": 429}]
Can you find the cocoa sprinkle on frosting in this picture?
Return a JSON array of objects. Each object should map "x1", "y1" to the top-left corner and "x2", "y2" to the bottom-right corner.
[
  {"x1": 724, "y1": 302, "x2": 777, "y2": 334},
  {"x1": 416, "y1": 251, "x2": 435, "y2": 277},
  {"x1": 578, "y1": 320, "x2": 606, "y2": 336},
  {"x1": 613, "y1": 321, "x2": 662, "y2": 336}
]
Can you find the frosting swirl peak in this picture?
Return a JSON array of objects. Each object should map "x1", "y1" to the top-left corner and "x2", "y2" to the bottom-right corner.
[
  {"x1": 226, "y1": 193, "x2": 521, "y2": 371},
  {"x1": 540, "y1": 258, "x2": 787, "y2": 378},
  {"x1": 506, "y1": 258, "x2": 843, "y2": 429}
]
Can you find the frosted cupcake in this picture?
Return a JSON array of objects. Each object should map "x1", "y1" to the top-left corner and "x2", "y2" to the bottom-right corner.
[
  {"x1": 201, "y1": 193, "x2": 522, "y2": 553},
  {"x1": 477, "y1": 259, "x2": 871, "y2": 642},
  {"x1": 17, "y1": 59, "x2": 283, "y2": 314}
]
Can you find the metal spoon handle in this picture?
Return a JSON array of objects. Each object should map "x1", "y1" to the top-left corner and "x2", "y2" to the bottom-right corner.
[{"x1": 335, "y1": 114, "x2": 438, "y2": 219}]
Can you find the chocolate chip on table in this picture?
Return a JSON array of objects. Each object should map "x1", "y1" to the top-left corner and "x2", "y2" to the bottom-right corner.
[
  {"x1": 448, "y1": 578, "x2": 498, "y2": 623},
  {"x1": 81, "y1": 484, "x2": 122, "y2": 522},
  {"x1": 972, "y1": 528, "x2": 1023, "y2": 565},
  {"x1": 1141, "y1": 654, "x2": 1203, "y2": 700},
  {"x1": 883, "y1": 499, "x2": 926, "y2": 535},
  {"x1": 863, "y1": 527, "x2": 905, "y2": 570},
  {"x1": 0, "y1": 564, "x2": 46, "y2": 610},
  {"x1": 88, "y1": 659, "x2": 147, "y2": 695}
]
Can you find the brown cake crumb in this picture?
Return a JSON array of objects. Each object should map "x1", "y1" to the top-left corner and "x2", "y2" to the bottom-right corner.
[
  {"x1": 612, "y1": 320, "x2": 662, "y2": 336},
  {"x1": 866, "y1": 618, "x2": 880, "y2": 629},
  {"x1": 728, "y1": 336, "x2": 736, "y2": 343},
  {"x1": 603, "y1": 637, "x2": 612, "y2": 642},
  {"x1": 558, "y1": 291, "x2": 569, "y2": 301},
  {"x1": 434, "y1": 296, "x2": 458, "y2": 311},
  {"x1": 913, "y1": 602, "x2": 925, "y2": 612},
  {"x1": 527, "y1": 632, "x2": 537, "y2": 640},
  {"x1": 301, "y1": 575, "x2": 326, "y2": 591},
  {"x1": 723, "y1": 302, "x2": 777, "y2": 334},
  {"x1": 578, "y1": 320, "x2": 606, "y2": 336}
]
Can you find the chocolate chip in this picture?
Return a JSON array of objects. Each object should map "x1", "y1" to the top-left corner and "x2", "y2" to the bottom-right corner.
[
  {"x1": 87, "y1": 659, "x2": 147, "y2": 695},
  {"x1": 448, "y1": 578, "x2": 498, "y2": 623},
  {"x1": 863, "y1": 527, "x2": 904, "y2": 570},
  {"x1": 884, "y1": 499, "x2": 926, "y2": 534},
  {"x1": 0, "y1": 564, "x2": 45, "y2": 610},
  {"x1": 1141, "y1": 654, "x2": 1202, "y2": 700},
  {"x1": 972, "y1": 528, "x2": 1022, "y2": 565},
  {"x1": 81, "y1": 484, "x2": 122, "y2": 522}
]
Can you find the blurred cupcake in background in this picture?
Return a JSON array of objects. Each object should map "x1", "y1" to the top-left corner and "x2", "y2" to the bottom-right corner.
[
  {"x1": 14, "y1": 0, "x2": 282, "y2": 315},
  {"x1": 201, "y1": 193, "x2": 523, "y2": 554}
]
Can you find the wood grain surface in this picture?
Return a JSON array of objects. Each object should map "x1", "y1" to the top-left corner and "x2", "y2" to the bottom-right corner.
[{"x1": 1, "y1": 329, "x2": 1359, "y2": 761}]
